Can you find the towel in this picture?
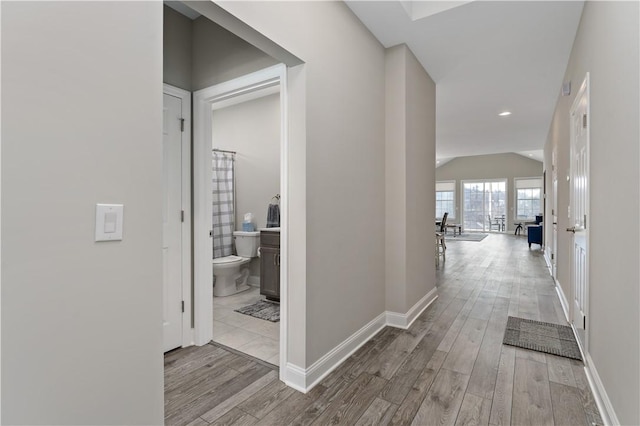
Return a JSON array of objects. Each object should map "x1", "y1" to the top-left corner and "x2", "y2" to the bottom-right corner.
[{"x1": 267, "y1": 203, "x2": 280, "y2": 228}]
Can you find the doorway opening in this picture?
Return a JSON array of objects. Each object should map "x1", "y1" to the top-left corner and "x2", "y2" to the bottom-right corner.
[
  {"x1": 206, "y1": 78, "x2": 283, "y2": 366},
  {"x1": 193, "y1": 65, "x2": 289, "y2": 370},
  {"x1": 162, "y1": 0, "x2": 307, "y2": 391}
]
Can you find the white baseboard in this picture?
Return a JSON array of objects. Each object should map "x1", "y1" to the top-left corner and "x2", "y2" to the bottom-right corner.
[
  {"x1": 543, "y1": 249, "x2": 553, "y2": 272},
  {"x1": 281, "y1": 362, "x2": 307, "y2": 393},
  {"x1": 282, "y1": 287, "x2": 439, "y2": 393},
  {"x1": 386, "y1": 287, "x2": 438, "y2": 330},
  {"x1": 282, "y1": 312, "x2": 387, "y2": 393},
  {"x1": 584, "y1": 353, "x2": 620, "y2": 426},
  {"x1": 554, "y1": 280, "x2": 570, "y2": 323}
]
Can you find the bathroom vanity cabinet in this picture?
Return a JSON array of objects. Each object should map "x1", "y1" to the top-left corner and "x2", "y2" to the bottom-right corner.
[{"x1": 260, "y1": 229, "x2": 280, "y2": 302}]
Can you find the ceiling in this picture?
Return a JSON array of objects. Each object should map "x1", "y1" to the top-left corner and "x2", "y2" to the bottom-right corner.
[{"x1": 345, "y1": 1, "x2": 584, "y2": 163}]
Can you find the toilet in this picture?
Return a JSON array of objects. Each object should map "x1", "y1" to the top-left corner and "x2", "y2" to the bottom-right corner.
[{"x1": 212, "y1": 231, "x2": 260, "y2": 297}]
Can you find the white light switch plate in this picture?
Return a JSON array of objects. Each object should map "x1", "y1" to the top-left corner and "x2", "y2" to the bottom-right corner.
[{"x1": 95, "y1": 204, "x2": 124, "y2": 241}]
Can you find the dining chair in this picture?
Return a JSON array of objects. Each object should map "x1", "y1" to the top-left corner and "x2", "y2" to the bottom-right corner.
[
  {"x1": 436, "y1": 212, "x2": 448, "y2": 265},
  {"x1": 488, "y1": 215, "x2": 501, "y2": 231}
]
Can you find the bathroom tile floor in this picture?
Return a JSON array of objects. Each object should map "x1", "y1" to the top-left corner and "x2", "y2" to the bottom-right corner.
[{"x1": 212, "y1": 287, "x2": 280, "y2": 365}]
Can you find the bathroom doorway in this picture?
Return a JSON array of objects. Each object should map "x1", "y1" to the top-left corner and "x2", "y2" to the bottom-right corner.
[
  {"x1": 208, "y1": 86, "x2": 282, "y2": 365},
  {"x1": 193, "y1": 65, "x2": 288, "y2": 369}
]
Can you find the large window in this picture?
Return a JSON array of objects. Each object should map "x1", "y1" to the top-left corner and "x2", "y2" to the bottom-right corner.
[
  {"x1": 462, "y1": 180, "x2": 507, "y2": 232},
  {"x1": 436, "y1": 181, "x2": 456, "y2": 219},
  {"x1": 515, "y1": 178, "x2": 542, "y2": 221}
]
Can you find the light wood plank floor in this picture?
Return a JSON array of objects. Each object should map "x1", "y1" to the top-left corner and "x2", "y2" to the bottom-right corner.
[{"x1": 165, "y1": 234, "x2": 602, "y2": 425}]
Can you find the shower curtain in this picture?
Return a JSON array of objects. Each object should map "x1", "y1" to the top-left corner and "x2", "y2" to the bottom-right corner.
[{"x1": 212, "y1": 151, "x2": 235, "y2": 258}]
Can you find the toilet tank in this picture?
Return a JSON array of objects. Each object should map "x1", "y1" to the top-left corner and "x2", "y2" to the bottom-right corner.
[{"x1": 233, "y1": 231, "x2": 260, "y2": 257}]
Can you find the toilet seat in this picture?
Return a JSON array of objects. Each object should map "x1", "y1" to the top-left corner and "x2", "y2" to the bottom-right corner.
[{"x1": 212, "y1": 255, "x2": 246, "y2": 265}]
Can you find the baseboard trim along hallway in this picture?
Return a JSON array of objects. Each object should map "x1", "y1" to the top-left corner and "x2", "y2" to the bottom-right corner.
[
  {"x1": 283, "y1": 312, "x2": 387, "y2": 393},
  {"x1": 554, "y1": 280, "x2": 570, "y2": 322},
  {"x1": 386, "y1": 287, "x2": 439, "y2": 330},
  {"x1": 585, "y1": 352, "x2": 620, "y2": 425},
  {"x1": 282, "y1": 288, "x2": 438, "y2": 393}
]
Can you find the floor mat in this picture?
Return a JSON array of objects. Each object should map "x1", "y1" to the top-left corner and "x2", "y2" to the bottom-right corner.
[
  {"x1": 503, "y1": 316, "x2": 582, "y2": 361},
  {"x1": 234, "y1": 300, "x2": 280, "y2": 322}
]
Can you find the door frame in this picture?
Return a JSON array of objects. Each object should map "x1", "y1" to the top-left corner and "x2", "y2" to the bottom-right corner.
[
  {"x1": 460, "y1": 179, "x2": 508, "y2": 232},
  {"x1": 162, "y1": 83, "x2": 193, "y2": 348},
  {"x1": 193, "y1": 64, "x2": 289, "y2": 372},
  {"x1": 568, "y1": 73, "x2": 590, "y2": 354}
]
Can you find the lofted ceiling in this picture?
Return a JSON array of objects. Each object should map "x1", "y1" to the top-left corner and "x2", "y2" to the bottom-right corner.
[{"x1": 345, "y1": 1, "x2": 584, "y2": 163}]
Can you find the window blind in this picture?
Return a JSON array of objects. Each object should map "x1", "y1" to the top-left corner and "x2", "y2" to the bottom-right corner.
[
  {"x1": 515, "y1": 178, "x2": 542, "y2": 189},
  {"x1": 436, "y1": 181, "x2": 456, "y2": 192}
]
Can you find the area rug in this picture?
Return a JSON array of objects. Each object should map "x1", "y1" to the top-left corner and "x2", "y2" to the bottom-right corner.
[
  {"x1": 446, "y1": 233, "x2": 488, "y2": 242},
  {"x1": 503, "y1": 316, "x2": 582, "y2": 361},
  {"x1": 235, "y1": 300, "x2": 280, "y2": 322}
]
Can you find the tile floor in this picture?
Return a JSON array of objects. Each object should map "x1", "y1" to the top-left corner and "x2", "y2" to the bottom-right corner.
[{"x1": 212, "y1": 286, "x2": 280, "y2": 365}]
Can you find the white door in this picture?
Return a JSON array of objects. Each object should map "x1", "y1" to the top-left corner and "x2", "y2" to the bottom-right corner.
[
  {"x1": 568, "y1": 74, "x2": 590, "y2": 351},
  {"x1": 552, "y1": 151, "x2": 558, "y2": 279},
  {"x1": 163, "y1": 93, "x2": 184, "y2": 352}
]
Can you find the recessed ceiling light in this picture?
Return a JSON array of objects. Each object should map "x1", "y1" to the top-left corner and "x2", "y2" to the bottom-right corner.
[
  {"x1": 499, "y1": 111, "x2": 512, "y2": 116},
  {"x1": 528, "y1": 154, "x2": 533, "y2": 157},
  {"x1": 436, "y1": 160, "x2": 440, "y2": 164}
]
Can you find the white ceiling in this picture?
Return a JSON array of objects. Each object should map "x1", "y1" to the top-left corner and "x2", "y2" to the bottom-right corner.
[{"x1": 345, "y1": 1, "x2": 584, "y2": 162}]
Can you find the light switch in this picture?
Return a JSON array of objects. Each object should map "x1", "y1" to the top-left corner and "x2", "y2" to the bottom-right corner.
[
  {"x1": 104, "y1": 211, "x2": 117, "y2": 233},
  {"x1": 95, "y1": 204, "x2": 124, "y2": 241}
]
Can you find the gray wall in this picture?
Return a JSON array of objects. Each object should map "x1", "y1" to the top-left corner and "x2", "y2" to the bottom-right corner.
[
  {"x1": 544, "y1": 2, "x2": 639, "y2": 423},
  {"x1": 164, "y1": 5, "x2": 193, "y2": 91},
  {"x1": 385, "y1": 44, "x2": 437, "y2": 313},
  {"x1": 405, "y1": 47, "x2": 437, "y2": 309},
  {"x1": 163, "y1": 5, "x2": 279, "y2": 92},
  {"x1": 191, "y1": 16, "x2": 279, "y2": 91},
  {"x1": 436, "y1": 153, "x2": 543, "y2": 231},
  {"x1": 385, "y1": 45, "x2": 408, "y2": 313},
  {"x1": 212, "y1": 93, "x2": 280, "y2": 279},
  {"x1": 2, "y1": 2, "x2": 164, "y2": 424},
  {"x1": 217, "y1": 1, "x2": 388, "y2": 366}
]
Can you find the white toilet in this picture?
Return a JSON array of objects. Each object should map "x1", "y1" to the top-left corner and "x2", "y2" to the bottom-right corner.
[{"x1": 212, "y1": 231, "x2": 260, "y2": 297}]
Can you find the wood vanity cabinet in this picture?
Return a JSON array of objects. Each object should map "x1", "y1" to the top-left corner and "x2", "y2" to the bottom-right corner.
[{"x1": 260, "y1": 230, "x2": 280, "y2": 301}]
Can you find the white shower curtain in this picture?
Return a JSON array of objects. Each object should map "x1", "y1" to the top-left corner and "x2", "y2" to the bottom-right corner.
[{"x1": 212, "y1": 151, "x2": 235, "y2": 258}]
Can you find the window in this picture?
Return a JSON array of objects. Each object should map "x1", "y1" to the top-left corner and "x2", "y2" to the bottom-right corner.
[
  {"x1": 462, "y1": 180, "x2": 507, "y2": 232},
  {"x1": 515, "y1": 178, "x2": 543, "y2": 221},
  {"x1": 436, "y1": 181, "x2": 456, "y2": 219}
]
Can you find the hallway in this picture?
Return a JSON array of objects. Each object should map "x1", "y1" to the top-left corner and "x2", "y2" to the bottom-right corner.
[{"x1": 164, "y1": 234, "x2": 602, "y2": 425}]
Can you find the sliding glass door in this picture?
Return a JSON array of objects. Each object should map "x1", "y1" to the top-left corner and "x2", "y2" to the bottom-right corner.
[{"x1": 462, "y1": 180, "x2": 507, "y2": 232}]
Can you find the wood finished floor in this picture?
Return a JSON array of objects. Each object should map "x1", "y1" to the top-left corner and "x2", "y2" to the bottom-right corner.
[{"x1": 165, "y1": 234, "x2": 602, "y2": 426}]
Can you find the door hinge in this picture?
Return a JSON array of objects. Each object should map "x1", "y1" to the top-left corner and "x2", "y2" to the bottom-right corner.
[
  {"x1": 209, "y1": 230, "x2": 213, "y2": 237},
  {"x1": 181, "y1": 210, "x2": 185, "y2": 223},
  {"x1": 582, "y1": 113, "x2": 587, "y2": 128},
  {"x1": 551, "y1": 253, "x2": 554, "y2": 260},
  {"x1": 180, "y1": 118, "x2": 185, "y2": 132},
  {"x1": 583, "y1": 316, "x2": 586, "y2": 330},
  {"x1": 181, "y1": 301, "x2": 185, "y2": 313},
  {"x1": 584, "y1": 214, "x2": 587, "y2": 229}
]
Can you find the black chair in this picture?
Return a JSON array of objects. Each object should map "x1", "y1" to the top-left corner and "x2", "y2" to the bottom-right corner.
[
  {"x1": 436, "y1": 212, "x2": 448, "y2": 265},
  {"x1": 439, "y1": 212, "x2": 449, "y2": 233}
]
